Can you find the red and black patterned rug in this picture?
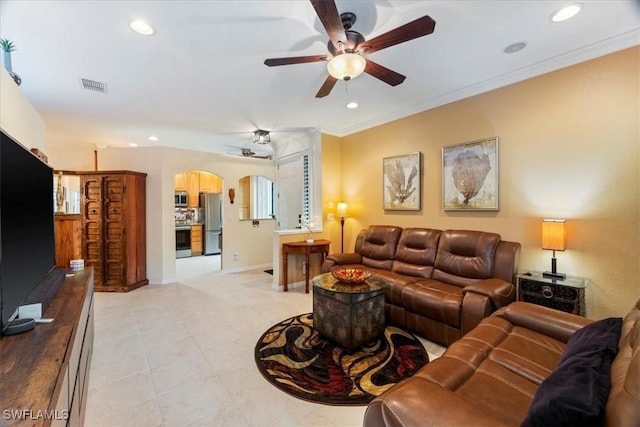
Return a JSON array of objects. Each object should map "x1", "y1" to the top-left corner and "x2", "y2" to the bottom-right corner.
[{"x1": 254, "y1": 313, "x2": 429, "y2": 406}]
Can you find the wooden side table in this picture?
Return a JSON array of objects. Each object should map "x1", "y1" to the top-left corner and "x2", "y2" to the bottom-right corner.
[
  {"x1": 282, "y1": 239, "x2": 330, "y2": 293},
  {"x1": 517, "y1": 271, "x2": 589, "y2": 316}
]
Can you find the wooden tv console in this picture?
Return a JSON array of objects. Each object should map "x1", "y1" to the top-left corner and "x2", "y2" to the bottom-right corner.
[{"x1": 0, "y1": 268, "x2": 94, "y2": 426}]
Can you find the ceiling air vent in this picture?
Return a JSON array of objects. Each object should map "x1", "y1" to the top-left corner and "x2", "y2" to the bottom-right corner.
[{"x1": 80, "y1": 78, "x2": 107, "y2": 93}]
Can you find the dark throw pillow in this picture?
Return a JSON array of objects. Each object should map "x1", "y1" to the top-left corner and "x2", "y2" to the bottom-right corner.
[{"x1": 521, "y1": 317, "x2": 622, "y2": 427}]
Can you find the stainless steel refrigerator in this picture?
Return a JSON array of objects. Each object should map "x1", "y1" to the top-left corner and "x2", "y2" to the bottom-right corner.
[{"x1": 199, "y1": 192, "x2": 222, "y2": 255}]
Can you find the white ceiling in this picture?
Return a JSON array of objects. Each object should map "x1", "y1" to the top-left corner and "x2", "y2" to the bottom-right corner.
[{"x1": 0, "y1": 1, "x2": 638, "y2": 157}]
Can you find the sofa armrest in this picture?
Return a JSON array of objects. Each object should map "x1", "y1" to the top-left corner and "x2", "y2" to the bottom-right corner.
[
  {"x1": 320, "y1": 252, "x2": 362, "y2": 273},
  {"x1": 463, "y1": 278, "x2": 515, "y2": 309},
  {"x1": 492, "y1": 301, "x2": 592, "y2": 343},
  {"x1": 364, "y1": 377, "x2": 510, "y2": 427}
]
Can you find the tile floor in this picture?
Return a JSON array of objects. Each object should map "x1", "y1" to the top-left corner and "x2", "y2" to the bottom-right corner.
[{"x1": 85, "y1": 256, "x2": 446, "y2": 427}]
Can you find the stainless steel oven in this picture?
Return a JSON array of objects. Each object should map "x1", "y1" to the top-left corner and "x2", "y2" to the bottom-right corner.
[{"x1": 176, "y1": 226, "x2": 191, "y2": 258}]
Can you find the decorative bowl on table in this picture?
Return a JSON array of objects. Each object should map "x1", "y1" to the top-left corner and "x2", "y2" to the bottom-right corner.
[{"x1": 331, "y1": 268, "x2": 371, "y2": 284}]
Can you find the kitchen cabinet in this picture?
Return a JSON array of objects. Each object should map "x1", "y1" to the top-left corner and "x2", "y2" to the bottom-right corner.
[
  {"x1": 174, "y1": 172, "x2": 187, "y2": 191},
  {"x1": 199, "y1": 172, "x2": 222, "y2": 193},
  {"x1": 191, "y1": 224, "x2": 203, "y2": 256},
  {"x1": 238, "y1": 175, "x2": 250, "y2": 220},
  {"x1": 175, "y1": 171, "x2": 222, "y2": 207},
  {"x1": 187, "y1": 171, "x2": 200, "y2": 207},
  {"x1": 79, "y1": 171, "x2": 148, "y2": 292},
  {"x1": 54, "y1": 213, "x2": 82, "y2": 268}
]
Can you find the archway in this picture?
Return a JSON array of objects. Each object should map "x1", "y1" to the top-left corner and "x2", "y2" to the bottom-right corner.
[{"x1": 173, "y1": 169, "x2": 224, "y2": 278}]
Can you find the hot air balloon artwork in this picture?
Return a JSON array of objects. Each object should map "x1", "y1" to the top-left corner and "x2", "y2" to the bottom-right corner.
[{"x1": 442, "y1": 138, "x2": 499, "y2": 211}]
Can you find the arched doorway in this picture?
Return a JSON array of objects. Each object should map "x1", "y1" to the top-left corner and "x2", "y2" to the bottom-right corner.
[{"x1": 174, "y1": 169, "x2": 223, "y2": 278}]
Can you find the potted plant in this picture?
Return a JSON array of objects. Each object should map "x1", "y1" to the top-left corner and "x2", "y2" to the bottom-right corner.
[{"x1": 0, "y1": 38, "x2": 21, "y2": 85}]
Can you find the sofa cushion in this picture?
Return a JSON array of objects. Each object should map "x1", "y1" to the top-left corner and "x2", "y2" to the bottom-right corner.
[
  {"x1": 360, "y1": 225, "x2": 402, "y2": 270},
  {"x1": 606, "y1": 299, "x2": 640, "y2": 426},
  {"x1": 401, "y1": 280, "x2": 463, "y2": 327},
  {"x1": 391, "y1": 228, "x2": 441, "y2": 278},
  {"x1": 521, "y1": 317, "x2": 623, "y2": 427},
  {"x1": 433, "y1": 230, "x2": 501, "y2": 285}
]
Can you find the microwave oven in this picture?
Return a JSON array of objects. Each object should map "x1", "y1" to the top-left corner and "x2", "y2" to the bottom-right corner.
[{"x1": 175, "y1": 191, "x2": 188, "y2": 207}]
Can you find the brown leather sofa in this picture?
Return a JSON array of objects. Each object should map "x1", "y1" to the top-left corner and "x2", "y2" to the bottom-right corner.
[
  {"x1": 363, "y1": 299, "x2": 640, "y2": 426},
  {"x1": 321, "y1": 225, "x2": 521, "y2": 346}
]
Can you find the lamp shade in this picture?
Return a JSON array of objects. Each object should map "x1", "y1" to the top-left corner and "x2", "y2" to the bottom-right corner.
[
  {"x1": 542, "y1": 219, "x2": 567, "y2": 251},
  {"x1": 327, "y1": 54, "x2": 366, "y2": 81},
  {"x1": 336, "y1": 202, "x2": 348, "y2": 217}
]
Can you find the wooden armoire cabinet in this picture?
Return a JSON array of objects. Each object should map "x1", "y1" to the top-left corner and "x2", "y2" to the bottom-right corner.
[{"x1": 79, "y1": 171, "x2": 148, "y2": 292}]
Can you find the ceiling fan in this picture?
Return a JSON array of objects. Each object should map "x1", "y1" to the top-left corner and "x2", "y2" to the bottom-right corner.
[
  {"x1": 264, "y1": 0, "x2": 436, "y2": 98},
  {"x1": 226, "y1": 147, "x2": 272, "y2": 160}
]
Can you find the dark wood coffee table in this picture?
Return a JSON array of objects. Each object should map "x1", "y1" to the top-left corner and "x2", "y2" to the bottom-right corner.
[{"x1": 312, "y1": 272, "x2": 386, "y2": 350}]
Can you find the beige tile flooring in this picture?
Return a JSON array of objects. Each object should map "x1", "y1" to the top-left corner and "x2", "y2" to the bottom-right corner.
[{"x1": 85, "y1": 256, "x2": 445, "y2": 427}]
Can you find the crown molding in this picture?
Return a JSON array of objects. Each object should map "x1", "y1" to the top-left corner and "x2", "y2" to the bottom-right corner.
[{"x1": 330, "y1": 29, "x2": 640, "y2": 138}]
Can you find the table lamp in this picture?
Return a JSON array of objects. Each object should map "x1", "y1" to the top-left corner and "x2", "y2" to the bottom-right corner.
[
  {"x1": 336, "y1": 201, "x2": 348, "y2": 253},
  {"x1": 542, "y1": 219, "x2": 567, "y2": 280}
]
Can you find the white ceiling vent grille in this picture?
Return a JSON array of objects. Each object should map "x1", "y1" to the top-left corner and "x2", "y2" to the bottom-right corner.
[{"x1": 80, "y1": 78, "x2": 107, "y2": 93}]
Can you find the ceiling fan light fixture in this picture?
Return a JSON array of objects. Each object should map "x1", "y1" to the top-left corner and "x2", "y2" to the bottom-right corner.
[
  {"x1": 346, "y1": 101, "x2": 358, "y2": 109},
  {"x1": 253, "y1": 129, "x2": 271, "y2": 144},
  {"x1": 327, "y1": 53, "x2": 366, "y2": 81}
]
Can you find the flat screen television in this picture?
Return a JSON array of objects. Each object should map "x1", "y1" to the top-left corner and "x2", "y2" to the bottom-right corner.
[{"x1": 0, "y1": 128, "x2": 56, "y2": 336}]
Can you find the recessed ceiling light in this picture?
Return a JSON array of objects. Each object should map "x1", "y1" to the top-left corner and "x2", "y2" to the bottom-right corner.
[
  {"x1": 148, "y1": 135, "x2": 158, "y2": 142},
  {"x1": 346, "y1": 101, "x2": 358, "y2": 109},
  {"x1": 130, "y1": 19, "x2": 154, "y2": 35},
  {"x1": 550, "y1": 3, "x2": 583, "y2": 22},
  {"x1": 504, "y1": 42, "x2": 527, "y2": 54},
  {"x1": 128, "y1": 143, "x2": 138, "y2": 147}
]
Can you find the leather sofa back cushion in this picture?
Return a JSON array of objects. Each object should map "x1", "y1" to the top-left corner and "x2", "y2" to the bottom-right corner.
[
  {"x1": 392, "y1": 228, "x2": 442, "y2": 278},
  {"x1": 360, "y1": 225, "x2": 402, "y2": 270},
  {"x1": 606, "y1": 298, "x2": 640, "y2": 426},
  {"x1": 433, "y1": 230, "x2": 501, "y2": 282}
]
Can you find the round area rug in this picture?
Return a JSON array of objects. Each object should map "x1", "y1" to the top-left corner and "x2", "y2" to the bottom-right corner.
[{"x1": 254, "y1": 313, "x2": 429, "y2": 406}]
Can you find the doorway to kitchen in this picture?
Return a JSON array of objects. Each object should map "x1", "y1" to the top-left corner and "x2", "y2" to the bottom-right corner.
[{"x1": 174, "y1": 170, "x2": 223, "y2": 279}]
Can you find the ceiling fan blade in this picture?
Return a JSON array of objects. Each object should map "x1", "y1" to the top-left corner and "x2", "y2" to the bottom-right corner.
[
  {"x1": 310, "y1": 0, "x2": 346, "y2": 51},
  {"x1": 358, "y1": 15, "x2": 436, "y2": 55},
  {"x1": 264, "y1": 55, "x2": 329, "y2": 67},
  {"x1": 364, "y1": 60, "x2": 406, "y2": 86},
  {"x1": 315, "y1": 75, "x2": 338, "y2": 98}
]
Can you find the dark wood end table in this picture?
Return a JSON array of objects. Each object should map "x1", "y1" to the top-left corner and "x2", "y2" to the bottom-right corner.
[{"x1": 281, "y1": 239, "x2": 330, "y2": 293}]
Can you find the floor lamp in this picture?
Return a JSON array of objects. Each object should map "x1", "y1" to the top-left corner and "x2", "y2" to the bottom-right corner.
[{"x1": 336, "y1": 202, "x2": 348, "y2": 253}]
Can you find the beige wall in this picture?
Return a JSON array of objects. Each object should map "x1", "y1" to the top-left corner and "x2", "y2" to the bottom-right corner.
[
  {"x1": 0, "y1": 68, "x2": 45, "y2": 151},
  {"x1": 331, "y1": 47, "x2": 639, "y2": 319}
]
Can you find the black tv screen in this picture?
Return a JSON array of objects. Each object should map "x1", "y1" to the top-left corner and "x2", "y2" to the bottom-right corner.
[{"x1": 0, "y1": 129, "x2": 56, "y2": 334}]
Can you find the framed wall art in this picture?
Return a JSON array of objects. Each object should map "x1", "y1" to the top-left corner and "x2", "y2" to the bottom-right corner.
[
  {"x1": 442, "y1": 137, "x2": 499, "y2": 211},
  {"x1": 383, "y1": 152, "x2": 421, "y2": 211}
]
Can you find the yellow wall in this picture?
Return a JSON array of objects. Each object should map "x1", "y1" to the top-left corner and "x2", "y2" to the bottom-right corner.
[{"x1": 329, "y1": 47, "x2": 639, "y2": 319}]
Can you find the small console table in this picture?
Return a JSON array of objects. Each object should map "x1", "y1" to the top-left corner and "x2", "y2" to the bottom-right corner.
[
  {"x1": 517, "y1": 271, "x2": 589, "y2": 316},
  {"x1": 282, "y1": 239, "x2": 330, "y2": 293}
]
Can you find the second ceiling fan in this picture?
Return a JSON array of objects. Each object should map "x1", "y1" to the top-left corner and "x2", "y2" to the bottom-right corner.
[{"x1": 264, "y1": 0, "x2": 436, "y2": 98}]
